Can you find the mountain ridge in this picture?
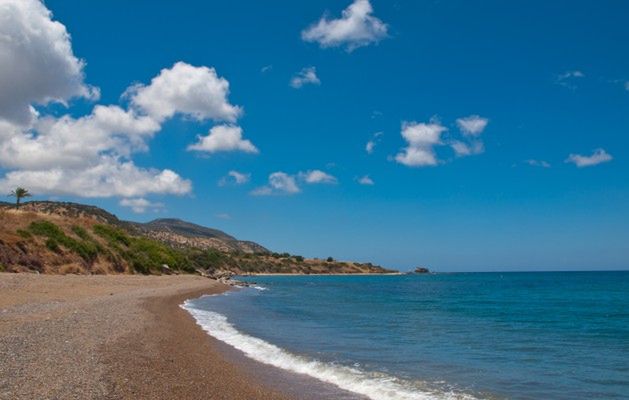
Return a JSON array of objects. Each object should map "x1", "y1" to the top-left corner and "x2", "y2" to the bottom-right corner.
[{"x1": 0, "y1": 201, "x2": 395, "y2": 275}]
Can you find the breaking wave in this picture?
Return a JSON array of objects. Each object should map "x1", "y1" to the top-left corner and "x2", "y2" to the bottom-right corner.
[{"x1": 182, "y1": 300, "x2": 481, "y2": 400}]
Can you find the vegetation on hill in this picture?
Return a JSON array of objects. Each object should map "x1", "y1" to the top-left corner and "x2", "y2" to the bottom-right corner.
[{"x1": 0, "y1": 201, "x2": 396, "y2": 275}]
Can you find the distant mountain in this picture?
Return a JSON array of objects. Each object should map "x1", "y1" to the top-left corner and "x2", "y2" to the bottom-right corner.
[
  {"x1": 0, "y1": 201, "x2": 396, "y2": 275},
  {"x1": 132, "y1": 218, "x2": 269, "y2": 254},
  {"x1": 141, "y1": 218, "x2": 237, "y2": 241}
]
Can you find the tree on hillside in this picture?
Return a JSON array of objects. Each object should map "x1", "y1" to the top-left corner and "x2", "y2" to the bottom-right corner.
[{"x1": 8, "y1": 187, "x2": 31, "y2": 209}]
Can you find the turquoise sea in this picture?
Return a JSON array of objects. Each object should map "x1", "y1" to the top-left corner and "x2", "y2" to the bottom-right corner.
[{"x1": 183, "y1": 272, "x2": 629, "y2": 399}]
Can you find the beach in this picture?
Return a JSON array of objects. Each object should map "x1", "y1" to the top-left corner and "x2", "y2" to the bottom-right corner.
[{"x1": 0, "y1": 273, "x2": 292, "y2": 400}]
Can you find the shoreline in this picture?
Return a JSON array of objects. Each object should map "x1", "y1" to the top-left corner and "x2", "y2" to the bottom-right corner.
[
  {"x1": 242, "y1": 272, "x2": 404, "y2": 276},
  {"x1": 0, "y1": 273, "x2": 293, "y2": 399}
]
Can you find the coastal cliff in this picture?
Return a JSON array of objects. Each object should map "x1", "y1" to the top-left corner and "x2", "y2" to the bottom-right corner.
[{"x1": 0, "y1": 201, "x2": 395, "y2": 275}]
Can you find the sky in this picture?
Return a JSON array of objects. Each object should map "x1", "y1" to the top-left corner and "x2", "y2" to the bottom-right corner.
[{"x1": 0, "y1": 0, "x2": 627, "y2": 271}]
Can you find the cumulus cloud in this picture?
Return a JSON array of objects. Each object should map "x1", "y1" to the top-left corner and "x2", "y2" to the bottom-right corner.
[
  {"x1": 252, "y1": 169, "x2": 338, "y2": 195},
  {"x1": 566, "y1": 149, "x2": 613, "y2": 167},
  {"x1": 0, "y1": 2, "x2": 256, "y2": 199},
  {"x1": 290, "y1": 67, "x2": 320, "y2": 88},
  {"x1": 0, "y1": 63, "x2": 206, "y2": 198},
  {"x1": 219, "y1": 170, "x2": 251, "y2": 186},
  {"x1": 0, "y1": 0, "x2": 98, "y2": 125},
  {"x1": 456, "y1": 115, "x2": 489, "y2": 136},
  {"x1": 396, "y1": 115, "x2": 490, "y2": 167},
  {"x1": 251, "y1": 172, "x2": 301, "y2": 196},
  {"x1": 395, "y1": 121, "x2": 446, "y2": 167},
  {"x1": 119, "y1": 197, "x2": 165, "y2": 214},
  {"x1": 0, "y1": 157, "x2": 191, "y2": 197},
  {"x1": 450, "y1": 115, "x2": 489, "y2": 157},
  {"x1": 301, "y1": 0, "x2": 388, "y2": 51},
  {"x1": 365, "y1": 131, "x2": 383, "y2": 154},
  {"x1": 300, "y1": 170, "x2": 337, "y2": 184},
  {"x1": 129, "y1": 61, "x2": 242, "y2": 123},
  {"x1": 526, "y1": 159, "x2": 551, "y2": 168},
  {"x1": 625, "y1": 81, "x2": 629, "y2": 91},
  {"x1": 0, "y1": 105, "x2": 160, "y2": 170},
  {"x1": 358, "y1": 175, "x2": 374, "y2": 185},
  {"x1": 188, "y1": 125, "x2": 258, "y2": 154}
]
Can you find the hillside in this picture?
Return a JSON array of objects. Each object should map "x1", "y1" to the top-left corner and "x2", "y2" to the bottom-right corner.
[
  {"x1": 132, "y1": 218, "x2": 269, "y2": 254},
  {"x1": 0, "y1": 201, "x2": 396, "y2": 275}
]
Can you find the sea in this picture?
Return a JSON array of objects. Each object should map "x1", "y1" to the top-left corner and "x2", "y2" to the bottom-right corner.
[{"x1": 182, "y1": 272, "x2": 629, "y2": 400}]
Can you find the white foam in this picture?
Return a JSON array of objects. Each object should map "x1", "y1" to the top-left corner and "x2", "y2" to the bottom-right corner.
[
  {"x1": 231, "y1": 284, "x2": 267, "y2": 291},
  {"x1": 182, "y1": 301, "x2": 481, "y2": 400}
]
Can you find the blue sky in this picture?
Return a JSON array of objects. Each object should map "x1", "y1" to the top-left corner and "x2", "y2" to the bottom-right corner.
[{"x1": 0, "y1": 0, "x2": 628, "y2": 271}]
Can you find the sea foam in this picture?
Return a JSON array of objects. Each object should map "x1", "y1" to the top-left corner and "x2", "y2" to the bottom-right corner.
[{"x1": 182, "y1": 299, "x2": 480, "y2": 400}]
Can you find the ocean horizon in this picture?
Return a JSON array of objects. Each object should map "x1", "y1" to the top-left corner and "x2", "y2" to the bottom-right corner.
[{"x1": 184, "y1": 271, "x2": 629, "y2": 400}]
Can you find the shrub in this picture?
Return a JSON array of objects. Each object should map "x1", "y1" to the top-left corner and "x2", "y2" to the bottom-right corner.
[
  {"x1": 93, "y1": 224, "x2": 131, "y2": 246},
  {"x1": 46, "y1": 238, "x2": 60, "y2": 252},
  {"x1": 29, "y1": 221, "x2": 64, "y2": 237},
  {"x1": 71, "y1": 226, "x2": 90, "y2": 240},
  {"x1": 30, "y1": 221, "x2": 98, "y2": 262},
  {"x1": 294, "y1": 255, "x2": 304, "y2": 262},
  {"x1": 326, "y1": 256, "x2": 334, "y2": 262},
  {"x1": 16, "y1": 229, "x2": 32, "y2": 239}
]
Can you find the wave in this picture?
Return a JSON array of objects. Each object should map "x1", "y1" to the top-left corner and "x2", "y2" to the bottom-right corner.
[
  {"x1": 182, "y1": 300, "x2": 481, "y2": 400},
  {"x1": 232, "y1": 284, "x2": 268, "y2": 291}
]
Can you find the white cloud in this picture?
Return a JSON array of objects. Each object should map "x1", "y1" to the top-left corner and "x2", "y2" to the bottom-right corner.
[
  {"x1": 556, "y1": 70, "x2": 585, "y2": 89},
  {"x1": 526, "y1": 159, "x2": 551, "y2": 168},
  {"x1": 300, "y1": 170, "x2": 337, "y2": 184},
  {"x1": 219, "y1": 170, "x2": 251, "y2": 186},
  {"x1": 450, "y1": 115, "x2": 488, "y2": 158},
  {"x1": 261, "y1": 65, "x2": 273, "y2": 73},
  {"x1": 358, "y1": 175, "x2": 374, "y2": 185},
  {"x1": 188, "y1": 125, "x2": 258, "y2": 154},
  {"x1": 252, "y1": 172, "x2": 301, "y2": 196},
  {"x1": 119, "y1": 197, "x2": 165, "y2": 214},
  {"x1": 0, "y1": 105, "x2": 160, "y2": 170},
  {"x1": 395, "y1": 121, "x2": 446, "y2": 167},
  {"x1": 215, "y1": 213, "x2": 231, "y2": 220},
  {"x1": 290, "y1": 67, "x2": 321, "y2": 88},
  {"x1": 129, "y1": 62, "x2": 242, "y2": 123},
  {"x1": 456, "y1": 115, "x2": 489, "y2": 136},
  {"x1": 625, "y1": 81, "x2": 629, "y2": 91},
  {"x1": 0, "y1": 0, "x2": 98, "y2": 125},
  {"x1": 0, "y1": 2, "x2": 257, "y2": 199},
  {"x1": 0, "y1": 157, "x2": 191, "y2": 198},
  {"x1": 450, "y1": 140, "x2": 484, "y2": 157},
  {"x1": 301, "y1": 0, "x2": 388, "y2": 51},
  {"x1": 566, "y1": 148, "x2": 612, "y2": 167},
  {"x1": 559, "y1": 70, "x2": 585, "y2": 79},
  {"x1": 365, "y1": 131, "x2": 383, "y2": 154},
  {"x1": 396, "y1": 116, "x2": 490, "y2": 166}
]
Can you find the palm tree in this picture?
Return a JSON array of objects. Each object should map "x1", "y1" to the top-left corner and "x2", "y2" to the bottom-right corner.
[{"x1": 8, "y1": 187, "x2": 31, "y2": 209}]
